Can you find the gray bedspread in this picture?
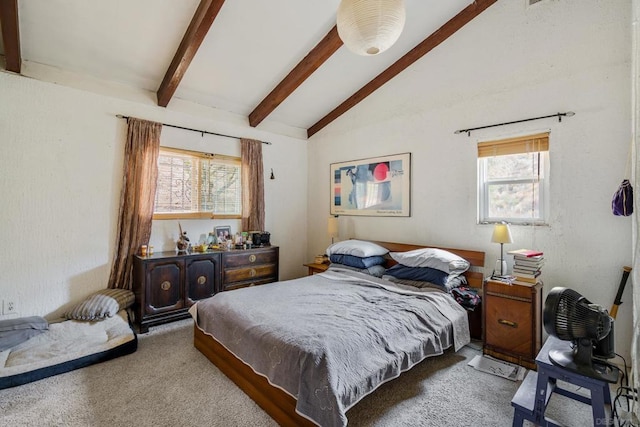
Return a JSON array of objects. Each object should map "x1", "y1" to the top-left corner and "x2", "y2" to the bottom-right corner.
[{"x1": 192, "y1": 268, "x2": 470, "y2": 427}]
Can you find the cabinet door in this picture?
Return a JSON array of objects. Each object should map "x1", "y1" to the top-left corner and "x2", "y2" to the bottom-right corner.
[
  {"x1": 185, "y1": 255, "x2": 218, "y2": 305},
  {"x1": 145, "y1": 261, "x2": 183, "y2": 314},
  {"x1": 485, "y1": 294, "x2": 532, "y2": 356}
]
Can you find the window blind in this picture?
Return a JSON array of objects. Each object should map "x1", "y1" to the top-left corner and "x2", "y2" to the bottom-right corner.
[
  {"x1": 155, "y1": 147, "x2": 241, "y2": 216},
  {"x1": 477, "y1": 132, "x2": 549, "y2": 158}
]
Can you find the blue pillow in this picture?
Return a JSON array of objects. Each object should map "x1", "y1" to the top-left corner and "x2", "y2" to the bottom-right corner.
[
  {"x1": 385, "y1": 264, "x2": 449, "y2": 286},
  {"x1": 329, "y1": 254, "x2": 386, "y2": 269},
  {"x1": 328, "y1": 263, "x2": 386, "y2": 278}
]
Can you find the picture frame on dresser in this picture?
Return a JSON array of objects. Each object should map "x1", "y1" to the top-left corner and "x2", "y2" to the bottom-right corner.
[{"x1": 214, "y1": 226, "x2": 231, "y2": 241}]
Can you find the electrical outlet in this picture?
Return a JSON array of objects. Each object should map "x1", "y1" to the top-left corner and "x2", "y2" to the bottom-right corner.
[{"x1": 3, "y1": 300, "x2": 16, "y2": 315}]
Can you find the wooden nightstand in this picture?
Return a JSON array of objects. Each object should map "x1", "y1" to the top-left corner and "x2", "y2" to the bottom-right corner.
[
  {"x1": 303, "y1": 262, "x2": 329, "y2": 275},
  {"x1": 483, "y1": 278, "x2": 543, "y2": 369}
]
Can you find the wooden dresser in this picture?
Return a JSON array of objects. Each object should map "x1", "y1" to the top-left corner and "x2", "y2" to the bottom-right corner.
[
  {"x1": 132, "y1": 246, "x2": 279, "y2": 332},
  {"x1": 483, "y1": 278, "x2": 543, "y2": 369}
]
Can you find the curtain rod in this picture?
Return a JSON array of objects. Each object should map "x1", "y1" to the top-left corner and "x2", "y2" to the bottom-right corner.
[
  {"x1": 454, "y1": 111, "x2": 575, "y2": 137},
  {"x1": 116, "y1": 115, "x2": 272, "y2": 145}
]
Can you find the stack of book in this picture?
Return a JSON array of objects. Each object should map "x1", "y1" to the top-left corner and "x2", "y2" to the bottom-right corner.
[{"x1": 508, "y1": 249, "x2": 544, "y2": 284}]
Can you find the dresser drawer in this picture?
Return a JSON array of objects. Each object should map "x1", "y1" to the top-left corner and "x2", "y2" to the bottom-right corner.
[
  {"x1": 223, "y1": 249, "x2": 278, "y2": 268},
  {"x1": 223, "y1": 264, "x2": 277, "y2": 284},
  {"x1": 219, "y1": 247, "x2": 279, "y2": 293},
  {"x1": 221, "y1": 277, "x2": 276, "y2": 292}
]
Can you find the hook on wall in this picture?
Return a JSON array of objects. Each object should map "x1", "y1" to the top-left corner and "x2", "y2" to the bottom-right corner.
[{"x1": 270, "y1": 168, "x2": 275, "y2": 180}]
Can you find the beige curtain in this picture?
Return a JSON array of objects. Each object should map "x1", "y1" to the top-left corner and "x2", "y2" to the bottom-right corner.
[
  {"x1": 241, "y1": 138, "x2": 265, "y2": 232},
  {"x1": 108, "y1": 118, "x2": 162, "y2": 290}
]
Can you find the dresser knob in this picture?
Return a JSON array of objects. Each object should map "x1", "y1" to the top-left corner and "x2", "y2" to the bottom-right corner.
[
  {"x1": 249, "y1": 268, "x2": 256, "y2": 277},
  {"x1": 160, "y1": 281, "x2": 171, "y2": 291},
  {"x1": 197, "y1": 275, "x2": 206, "y2": 285},
  {"x1": 249, "y1": 254, "x2": 256, "y2": 263}
]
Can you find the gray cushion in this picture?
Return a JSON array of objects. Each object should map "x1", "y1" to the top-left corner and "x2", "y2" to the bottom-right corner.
[
  {"x1": 64, "y1": 289, "x2": 135, "y2": 321},
  {"x1": 0, "y1": 316, "x2": 49, "y2": 351}
]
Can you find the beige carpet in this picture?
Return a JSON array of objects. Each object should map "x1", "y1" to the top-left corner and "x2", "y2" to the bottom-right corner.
[{"x1": 0, "y1": 319, "x2": 597, "y2": 426}]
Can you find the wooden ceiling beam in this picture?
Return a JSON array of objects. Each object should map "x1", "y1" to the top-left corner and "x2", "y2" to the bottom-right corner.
[
  {"x1": 157, "y1": 0, "x2": 225, "y2": 107},
  {"x1": 249, "y1": 26, "x2": 343, "y2": 128},
  {"x1": 307, "y1": 0, "x2": 498, "y2": 138},
  {"x1": 0, "y1": 0, "x2": 21, "y2": 73}
]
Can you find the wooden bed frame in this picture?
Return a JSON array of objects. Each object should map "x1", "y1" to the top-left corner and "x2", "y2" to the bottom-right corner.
[{"x1": 193, "y1": 240, "x2": 485, "y2": 426}]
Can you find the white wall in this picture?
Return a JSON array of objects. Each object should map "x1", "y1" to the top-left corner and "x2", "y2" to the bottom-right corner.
[
  {"x1": 308, "y1": 0, "x2": 634, "y2": 358},
  {"x1": 0, "y1": 69, "x2": 308, "y2": 321},
  {"x1": 0, "y1": 0, "x2": 633, "y2": 360}
]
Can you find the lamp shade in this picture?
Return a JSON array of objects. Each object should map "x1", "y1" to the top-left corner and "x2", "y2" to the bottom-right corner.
[
  {"x1": 491, "y1": 222, "x2": 513, "y2": 244},
  {"x1": 328, "y1": 216, "x2": 339, "y2": 238},
  {"x1": 337, "y1": 0, "x2": 406, "y2": 56}
]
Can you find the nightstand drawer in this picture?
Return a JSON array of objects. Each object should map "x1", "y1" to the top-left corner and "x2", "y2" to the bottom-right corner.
[
  {"x1": 485, "y1": 294, "x2": 532, "y2": 356},
  {"x1": 485, "y1": 280, "x2": 533, "y2": 301}
]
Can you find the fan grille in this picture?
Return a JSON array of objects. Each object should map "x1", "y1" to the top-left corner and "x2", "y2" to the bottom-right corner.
[{"x1": 545, "y1": 287, "x2": 609, "y2": 341}]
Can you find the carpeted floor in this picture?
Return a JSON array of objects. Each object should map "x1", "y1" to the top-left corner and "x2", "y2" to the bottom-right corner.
[{"x1": 0, "y1": 319, "x2": 596, "y2": 426}]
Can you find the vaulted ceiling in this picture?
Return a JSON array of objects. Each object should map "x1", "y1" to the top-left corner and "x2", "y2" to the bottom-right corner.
[{"x1": 0, "y1": 0, "x2": 497, "y2": 138}]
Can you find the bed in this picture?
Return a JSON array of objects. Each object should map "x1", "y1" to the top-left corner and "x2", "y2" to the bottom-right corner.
[
  {"x1": 191, "y1": 240, "x2": 485, "y2": 427},
  {"x1": 0, "y1": 310, "x2": 137, "y2": 390}
]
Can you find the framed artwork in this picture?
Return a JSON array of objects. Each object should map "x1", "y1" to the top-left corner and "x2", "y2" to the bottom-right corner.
[
  {"x1": 214, "y1": 226, "x2": 232, "y2": 241},
  {"x1": 330, "y1": 153, "x2": 411, "y2": 217}
]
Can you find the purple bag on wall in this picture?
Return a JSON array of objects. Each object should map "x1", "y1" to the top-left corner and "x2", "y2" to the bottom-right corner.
[{"x1": 612, "y1": 179, "x2": 633, "y2": 216}]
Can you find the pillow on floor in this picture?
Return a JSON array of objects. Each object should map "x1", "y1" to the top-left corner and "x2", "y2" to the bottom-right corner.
[
  {"x1": 0, "y1": 316, "x2": 49, "y2": 351},
  {"x1": 64, "y1": 289, "x2": 135, "y2": 321}
]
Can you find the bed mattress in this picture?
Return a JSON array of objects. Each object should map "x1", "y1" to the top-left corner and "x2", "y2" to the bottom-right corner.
[
  {"x1": 0, "y1": 310, "x2": 137, "y2": 389},
  {"x1": 192, "y1": 268, "x2": 470, "y2": 427}
]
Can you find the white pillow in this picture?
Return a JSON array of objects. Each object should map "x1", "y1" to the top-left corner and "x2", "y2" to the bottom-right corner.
[
  {"x1": 390, "y1": 248, "x2": 470, "y2": 275},
  {"x1": 326, "y1": 240, "x2": 388, "y2": 257}
]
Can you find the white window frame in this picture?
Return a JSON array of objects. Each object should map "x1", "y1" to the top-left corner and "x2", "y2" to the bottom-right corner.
[
  {"x1": 153, "y1": 147, "x2": 242, "y2": 220},
  {"x1": 477, "y1": 134, "x2": 550, "y2": 225}
]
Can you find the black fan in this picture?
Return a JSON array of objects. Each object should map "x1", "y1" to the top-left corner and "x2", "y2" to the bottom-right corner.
[{"x1": 543, "y1": 287, "x2": 618, "y2": 383}]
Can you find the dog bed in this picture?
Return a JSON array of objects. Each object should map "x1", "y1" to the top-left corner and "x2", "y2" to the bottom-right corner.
[{"x1": 0, "y1": 310, "x2": 137, "y2": 389}]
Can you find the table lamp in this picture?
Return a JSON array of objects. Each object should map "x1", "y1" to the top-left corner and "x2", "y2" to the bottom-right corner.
[
  {"x1": 491, "y1": 221, "x2": 513, "y2": 277},
  {"x1": 328, "y1": 216, "x2": 339, "y2": 244}
]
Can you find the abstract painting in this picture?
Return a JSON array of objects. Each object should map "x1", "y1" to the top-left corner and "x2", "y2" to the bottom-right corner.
[{"x1": 330, "y1": 153, "x2": 411, "y2": 217}]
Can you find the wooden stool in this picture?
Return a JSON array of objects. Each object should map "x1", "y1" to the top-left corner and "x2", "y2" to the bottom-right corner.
[{"x1": 511, "y1": 336, "x2": 617, "y2": 426}]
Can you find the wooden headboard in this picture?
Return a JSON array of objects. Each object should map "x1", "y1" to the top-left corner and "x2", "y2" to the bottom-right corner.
[{"x1": 368, "y1": 240, "x2": 486, "y2": 289}]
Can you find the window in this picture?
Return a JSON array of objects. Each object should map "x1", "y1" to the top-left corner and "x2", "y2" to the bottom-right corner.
[
  {"x1": 477, "y1": 133, "x2": 549, "y2": 225},
  {"x1": 154, "y1": 147, "x2": 241, "y2": 219}
]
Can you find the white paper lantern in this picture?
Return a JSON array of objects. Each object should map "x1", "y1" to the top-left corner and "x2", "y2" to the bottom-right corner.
[{"x1": 337, "y1": 0, "x2": 406, "y2": 56}]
